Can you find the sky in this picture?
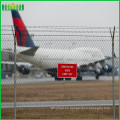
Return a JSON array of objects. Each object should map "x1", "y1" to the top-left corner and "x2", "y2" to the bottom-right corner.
[
  {"x1": 1, "y1": 1, "x2": 119, "y2": 26},
  {"x1": 1, "y1": 1, "x2": 119, "y2": 56}
]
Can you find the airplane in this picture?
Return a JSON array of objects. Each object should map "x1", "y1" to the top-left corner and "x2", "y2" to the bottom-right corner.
[{"x1": 6, "y1": 10, "x2": 113, "y2": 81}]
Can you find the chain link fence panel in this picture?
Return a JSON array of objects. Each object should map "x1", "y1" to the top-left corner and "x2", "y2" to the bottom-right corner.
[{"x1": 1, "y1": 25, "x2": 119, "y2": 119}]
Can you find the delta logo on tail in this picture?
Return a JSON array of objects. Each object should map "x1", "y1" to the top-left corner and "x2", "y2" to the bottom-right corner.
[{"x1": 11, "y1": 10, "x2": 35, "y2": 47}]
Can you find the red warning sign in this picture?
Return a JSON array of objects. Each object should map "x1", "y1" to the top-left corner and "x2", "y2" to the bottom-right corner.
[{"x1": 58, "y1": 64, "x2": 77, "y2": 78}]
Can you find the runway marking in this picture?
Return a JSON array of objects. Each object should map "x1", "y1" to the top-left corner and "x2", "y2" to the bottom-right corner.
[{"x1": 1, "y1": 100, "x2": 119, "y2": 108}]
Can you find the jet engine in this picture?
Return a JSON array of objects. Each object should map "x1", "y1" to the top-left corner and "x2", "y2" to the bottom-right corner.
[
  {"x1": 103, "y1": 64, "x2": 112, "y2": 73},
  {"x1": 17, "y1": 65, "x2": 30, "y2": 75},
  {"x1": 95, "y1": 67, "x2": 105, "y2": 75}
]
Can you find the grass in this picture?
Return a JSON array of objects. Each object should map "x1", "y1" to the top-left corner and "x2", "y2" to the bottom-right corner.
[
  {"x1": 1, "y1": 106, "x2": 119, "y2": 119},
  {"x1": 1, "y1": 80, "x2": 119, "y2": 119},
  {"x1": 1, "y1": 80, "x2": 119, "y2": 102}
]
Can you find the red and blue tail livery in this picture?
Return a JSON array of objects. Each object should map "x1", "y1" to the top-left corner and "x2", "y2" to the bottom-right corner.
[{"x1": 11, "y1": 10, "x2": 35, "y2": 47}]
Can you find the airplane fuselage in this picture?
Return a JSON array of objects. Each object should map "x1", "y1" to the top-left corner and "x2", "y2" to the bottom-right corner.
[{"x1": 17, "y1": 47, "x2": 105, "y2": 69}]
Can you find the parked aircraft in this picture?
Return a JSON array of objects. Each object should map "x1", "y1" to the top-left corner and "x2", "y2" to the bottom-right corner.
[{"x1": 7, "y1": 10, "x2": 113, "y2": 81}]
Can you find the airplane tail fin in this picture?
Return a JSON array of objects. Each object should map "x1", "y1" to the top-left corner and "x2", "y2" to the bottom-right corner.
[{"x1": 11, "y1": 10, "x2": 35, "y2": 47}]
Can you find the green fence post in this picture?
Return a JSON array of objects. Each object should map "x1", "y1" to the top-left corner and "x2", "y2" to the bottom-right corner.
[
  {"x1": 22, "y1": 4, "x2": 24, "y2": 10},
  {"x1": 16, "y1": 4, "x2": 18, "y2": 10},
  {"x1": 13, "y1": 5, "x2": 15, "y2": 10},
  {"x1": 5, "y1": 4, "x2": 7, "y2": 10},
  {"x1": 2, "y1": 4, "x2": 4, "y2": 11},
  {"x1": 8, "y1": 4, "x2": 10, "y2": 10},
  {"x1": 19, "y1": 4, "x2": 21, "y2": 10}
]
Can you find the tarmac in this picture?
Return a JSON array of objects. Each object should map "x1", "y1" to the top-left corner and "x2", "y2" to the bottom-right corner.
[{"x1": 1, "y1": 100, "x2": 119, "y2": 108}]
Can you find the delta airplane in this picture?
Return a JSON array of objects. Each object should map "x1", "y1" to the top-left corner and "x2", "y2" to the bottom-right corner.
[{"x1": 4, "y1": 10, "x2": 113, "y2": 81}]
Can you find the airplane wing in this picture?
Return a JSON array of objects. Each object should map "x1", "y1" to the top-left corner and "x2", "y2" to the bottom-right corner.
[
  {"x1": 1, "y1": 61, "x2": 32, "y2": 67},
  {"x1": 89, "y1": 54, "x2": 116, "y2": 66},
  {"x1": 93, "y1": 56, "x2": 116, "y2": 65},
  {"x1": 19, "y1": 46, "x2": 39, "y2": 56},
  {"x1": 79, "y1": 56, "x2": 114, "y2": 72},
  {"x1": 2, "y1": 47, "x2": 39, "y2": 56}
]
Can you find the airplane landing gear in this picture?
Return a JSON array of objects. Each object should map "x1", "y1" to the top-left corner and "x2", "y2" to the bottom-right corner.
[
  {"x1": 55, "y1": 77, "x2": 64, "y2": 81},
  {"x1": 76, "y1": 69, "x2": 82, "y2": 81},
  {"x1": 65, "y1": 78, "x2": 71, "y2": 81},
  {"x1": 96, "y1": 74, "x2": 99, "y2": 80},
  {"x1": 76, "y1": 75, "x2": 82, "y2": 81}
]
